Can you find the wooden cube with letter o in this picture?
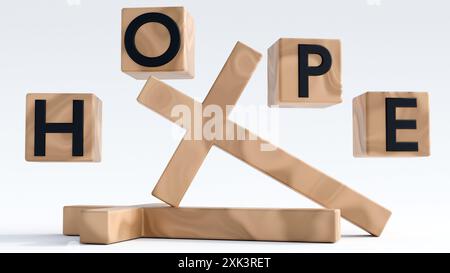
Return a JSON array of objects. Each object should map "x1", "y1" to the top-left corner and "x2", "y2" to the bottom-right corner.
[
  {"x1": 121, "y1": 7, "x2": 194, "y2": 80},
  {"x1": 353, "y1": 92, "x2": 430, "y2": 157}
]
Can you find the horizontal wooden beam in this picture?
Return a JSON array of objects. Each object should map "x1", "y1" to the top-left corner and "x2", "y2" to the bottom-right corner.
[{"x1": 64, "y1": 205, "x2": 340, "y2": 244}]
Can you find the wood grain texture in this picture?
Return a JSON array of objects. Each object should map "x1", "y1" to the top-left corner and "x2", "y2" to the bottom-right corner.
[
  {"x1": 121, "y1": 7, "x2": 194, "y2": 79},
  {"x1": 138, "y1": 77, "x2": 391, "y2": 236},
  {"x1": 145, "y1": 41, "x2": 261, "y2": 207},
  {"x1": 25, "y1": 93, "x2": 102, "y2": 162},
  {"x1": 268, "y1": 38, "x2": 342, "y2": 107},
  {"x1": 80, "y1": 206, "x2": 143, "y2": 244},
  {"x1": 142, "y1": 206, "x2": 340, "y2": 243},
  {"x1": 63, "y1": 205, "x2": 111, "y2": 235},
  {"x1": 64, "y1": 205, "x2": 340, "y2": 244},
  {"x1": 353, "y1": 92, "x2": 430, "y2": 157}
]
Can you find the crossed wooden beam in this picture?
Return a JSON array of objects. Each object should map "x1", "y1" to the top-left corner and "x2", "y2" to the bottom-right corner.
[{"x1": 64, "y1": 42, "x2": 391, "y2": 244}]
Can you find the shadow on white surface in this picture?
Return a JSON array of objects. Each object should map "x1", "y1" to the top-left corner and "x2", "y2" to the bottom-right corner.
[
  {"x1": 0, "y1": 234, "x2": 79, "y2": 248},
  {"x1": 341, "y1": 235, "x2": 373, "y2": 238},
  {"x1": 0, "y1": 233, "x2": 373, "y2": 249},
  {"x1": 4, "y1": 233, "x2": 431, "y2": 252}
]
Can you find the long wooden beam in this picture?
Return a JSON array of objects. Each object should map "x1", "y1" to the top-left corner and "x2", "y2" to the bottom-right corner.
[{"x1": 63, "y1": 205, "x2": 340, "y2": 244}]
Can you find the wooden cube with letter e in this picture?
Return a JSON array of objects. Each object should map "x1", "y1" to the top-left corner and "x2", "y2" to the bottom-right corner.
[
  {"x1": 268, "y1": 38, "x2": 342, "y2": 107},
  {"x1": 353, "y1": 92, "x2": 430, "y2": 157},
  {"x1": 122, "y1": 7, "x2": 194, "y2": 79},
  {"x1": 25, "y1": 93, "x2": 102, "y2": 162}
]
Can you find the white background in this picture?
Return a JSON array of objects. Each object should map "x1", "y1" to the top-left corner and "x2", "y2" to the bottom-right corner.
[{"x1": 0, "y1": 0, "x2": 449, "y2": 252}]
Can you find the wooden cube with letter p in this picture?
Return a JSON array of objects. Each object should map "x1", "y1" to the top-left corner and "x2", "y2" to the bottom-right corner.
[
  {"x1": 122, "y1": 7, "x2": 194, "y2": 79},
  {"x1": 25, "y1": 93, "x2": 102, "y2": 162},
  {"x1": 268, "y1": 38, "x2": 342, "y2": 107},
  {"x1": 353, "y1": 92, "x2": 430, "y2": 157}
]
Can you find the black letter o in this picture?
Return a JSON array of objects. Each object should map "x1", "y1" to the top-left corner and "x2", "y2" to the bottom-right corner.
[{"x1": 124, "y1": 12, "x2": 181, "y2": 67}]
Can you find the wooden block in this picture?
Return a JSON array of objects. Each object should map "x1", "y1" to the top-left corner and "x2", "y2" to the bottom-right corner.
[
  {"x1": 142, "y1": 206, "x2": 340, "y2": 243},
  {"x1": 122, "y1": 7, "x2": 194, "y2": 80},
  {"x1": 138, "y1": 77, "x2": 391, "y2": 236},
  {"x1": 268, "y1": 38, "x2": 342, "y2": 107},
  {"x1": 63, "y1": 205, "x2": 110, "y2": 235},
  {"x1": 353, "y1": 92, "x2": 430, "y2": 157},
  {"x1": 66, "y1": 205, "x2": 340, "y2": 244},
  {"x1": 80, "y1": 206, "x2": 143, "y2": 244},
  {"x1": 145, "y1": 41, "x2": 261, "y2": 206},
  {"x1": 25, "y1": 93, "x2": 102, "y2": 162}
]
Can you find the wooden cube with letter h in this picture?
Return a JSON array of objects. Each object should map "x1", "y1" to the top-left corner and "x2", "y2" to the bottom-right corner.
[
  {"x1": 353, "y1": 92, "x2": 430, "y2": 157},
  {"x1": 122, "y1": 7, "x2": 194, "y2": 79},
  {"x1": 268, "y1": 38, "x2": 342, "y2": 107},
  {"x1": 25, "y1": 93, "x2": 102, "y2": 162}
]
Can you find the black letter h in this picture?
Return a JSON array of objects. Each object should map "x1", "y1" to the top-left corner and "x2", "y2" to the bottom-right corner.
[{"x1": 34, "y1": 100, "x2": 84, "y2": 156}]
